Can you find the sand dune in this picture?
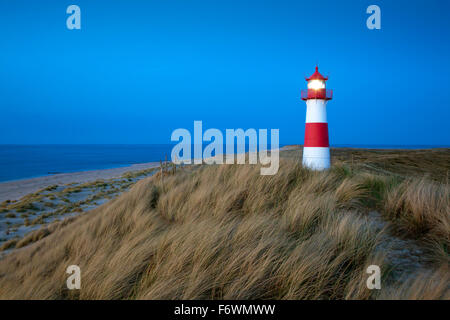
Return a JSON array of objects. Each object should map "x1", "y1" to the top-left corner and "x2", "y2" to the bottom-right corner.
[{"x1": 0, "y1": 150, "x2": 448, "y2": 299}]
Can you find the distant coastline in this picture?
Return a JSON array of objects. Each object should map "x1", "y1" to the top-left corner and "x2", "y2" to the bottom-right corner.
[
  {"x1": 284, "y1": 144, "x2": 450, "y2": 150},
  {"x1": 1, "y1": 144, "x2": 448, "y2": 183},
  {"x1": 1, "y1": 145, "x2": 449, "y2": 201},
  {"x1": 0, "y1": 144, "x2": 174, "y2": 183},
  {"x1": 0, "y1": 162, "x2": 159, "y2": 203}
]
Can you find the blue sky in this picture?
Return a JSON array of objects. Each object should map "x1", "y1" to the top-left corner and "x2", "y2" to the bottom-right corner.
[{"x1": 0, "y1": 0, "x2": 449, "y2": 145}]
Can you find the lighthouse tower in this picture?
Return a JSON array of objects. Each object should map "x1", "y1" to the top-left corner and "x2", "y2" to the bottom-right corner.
[{"x1": 301, "y1": 66, "x2": 333, "y2": 170}]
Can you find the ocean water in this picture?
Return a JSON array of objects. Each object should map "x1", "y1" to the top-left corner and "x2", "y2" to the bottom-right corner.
[
  {"x1": 0, "y1": 144, "x2": 272, "y2": 182},
  {"x1": 0, "y1": 144, "x2": 446, "y2": 183},
  {"x1": 0, "y1": 145, "x2": 174, "y2": 182}
]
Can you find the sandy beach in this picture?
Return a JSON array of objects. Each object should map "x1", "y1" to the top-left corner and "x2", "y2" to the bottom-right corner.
[{"x1": 0, "y1": 162, "x2": 160, "y2": 203}]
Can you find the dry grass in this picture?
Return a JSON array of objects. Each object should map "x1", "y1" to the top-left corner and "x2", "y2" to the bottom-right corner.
[
  {"x1": 282, "y1": 147, "x2": 450, "y2": 183},
  {"x1": 0, "y1": 149, "x2": 448, "y2": 300},
  {"x1": 383, "y1": 178, "x2": 449, "y2": 263},
  {"x1": 378, "y1": 265, "x2": 450, "y2": 300}
]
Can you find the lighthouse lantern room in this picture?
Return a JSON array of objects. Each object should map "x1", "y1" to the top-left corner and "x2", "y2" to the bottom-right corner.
[{"x1": 301, "y1": 66, "x2": 333, "y2": 170}]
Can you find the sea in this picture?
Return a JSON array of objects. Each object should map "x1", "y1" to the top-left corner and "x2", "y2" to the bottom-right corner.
[{"x1": 0, "y1": 144, "x2": 447, "y2": 183}]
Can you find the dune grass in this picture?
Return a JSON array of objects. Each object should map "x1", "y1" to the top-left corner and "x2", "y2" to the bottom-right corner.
[{"x1": 0, "y1": 149, "x2": 448, "y2": 300}]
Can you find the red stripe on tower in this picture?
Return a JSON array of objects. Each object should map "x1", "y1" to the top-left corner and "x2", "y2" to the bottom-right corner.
[{"x1": 304, "y1": 123, "x2": 329, "y2": 147}]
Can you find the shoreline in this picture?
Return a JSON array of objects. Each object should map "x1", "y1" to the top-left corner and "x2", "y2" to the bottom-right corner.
[
  {"x1": 1, "y1": 146, "x2": 449, "y2": 203},
  {"x1": 0, "y1": 162, "x2": 160, "y2": 203}
]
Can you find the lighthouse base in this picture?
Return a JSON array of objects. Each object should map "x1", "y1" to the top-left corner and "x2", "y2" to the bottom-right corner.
[{"x1": 302, "y1": 147, "x2": 330, "y2": 170}]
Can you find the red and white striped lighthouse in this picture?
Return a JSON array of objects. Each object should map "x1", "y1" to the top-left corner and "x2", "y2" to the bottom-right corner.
[{"x1": 301, "y1": 66, "x2": 333, "y2": 170}]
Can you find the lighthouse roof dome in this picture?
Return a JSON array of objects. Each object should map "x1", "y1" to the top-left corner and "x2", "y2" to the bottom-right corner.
[{"x1": 306, "y1": 66, "x2": 328, "y2": 81}]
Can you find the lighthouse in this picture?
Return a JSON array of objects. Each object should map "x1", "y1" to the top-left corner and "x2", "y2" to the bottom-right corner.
[{"x1": 301, "y1": 66, "x2": 333, "y2": 170}]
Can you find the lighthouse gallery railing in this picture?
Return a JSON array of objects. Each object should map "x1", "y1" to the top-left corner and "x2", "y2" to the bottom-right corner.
[{"x1": 301, "y1": 89, "x2": 333, "y2": 100}]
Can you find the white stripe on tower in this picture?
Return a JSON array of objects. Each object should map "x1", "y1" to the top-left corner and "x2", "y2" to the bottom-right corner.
[{"x1": 305, "y1": 99, "x2": 328, "y2": 123}]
